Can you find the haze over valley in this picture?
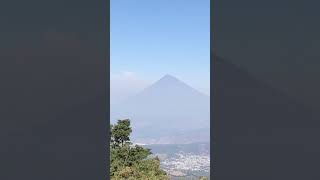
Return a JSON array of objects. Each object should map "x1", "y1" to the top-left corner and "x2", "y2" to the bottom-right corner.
[{"x1": 111, "y1": 74, "x2": 210, "y2": 145}]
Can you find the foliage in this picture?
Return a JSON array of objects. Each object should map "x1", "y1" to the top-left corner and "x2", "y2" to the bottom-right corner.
[
  {"x1": 111, "y1": 119, "x2": 132, "y2": 146},
  {"x1": 199, "y1": 176, "x2": 208, "y2": 180},
  {"x1": 110, "y1": 119, "x2": 169, "y2": 180}
]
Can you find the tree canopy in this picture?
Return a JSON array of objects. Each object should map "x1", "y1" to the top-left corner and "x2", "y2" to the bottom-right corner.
[{"x1": 110, "y1": 119, "x2": 169, "y2": 180}]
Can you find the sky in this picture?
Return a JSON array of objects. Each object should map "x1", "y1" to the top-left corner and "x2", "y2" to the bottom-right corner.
[{"x1": 111, "y1": 0, "x2": 210, "y2": 104}]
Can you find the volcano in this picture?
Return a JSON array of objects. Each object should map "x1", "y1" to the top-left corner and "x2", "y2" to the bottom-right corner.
[{"x1": 110, "y1": 74, "x2": 210, "y2": 144}]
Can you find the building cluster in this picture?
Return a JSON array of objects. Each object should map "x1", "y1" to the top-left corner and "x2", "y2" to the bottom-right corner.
[{"x1": 160, "y1": 152, "x2": 210, "y2": 173}]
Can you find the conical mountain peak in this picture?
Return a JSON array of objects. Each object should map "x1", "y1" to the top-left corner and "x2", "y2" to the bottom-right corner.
[
  {"x1": 132, "y1": 74, "x2": 208, "y2": 99},
  {"x1": 110, "y1": 73, "x2": 210, "y2": 144},
  {"x1": 158, "y1": 74, "x2": 180, "y2": 82},
  {"x1": 149, "y1": 74, "x2": 193, "y2": 90}
]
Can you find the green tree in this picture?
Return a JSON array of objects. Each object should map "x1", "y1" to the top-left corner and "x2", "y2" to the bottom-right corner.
[
  {"x1": 110, "y1": 119, "x2": 169, "y2": 180},
  {"x1": 111, "y1": 119, "x2": 132, "y2": 146}
]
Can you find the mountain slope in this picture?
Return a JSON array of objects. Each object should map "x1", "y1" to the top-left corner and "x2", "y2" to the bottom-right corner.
[{"x1": 110, "y1": 74, "x2": 210, "y2": 144}]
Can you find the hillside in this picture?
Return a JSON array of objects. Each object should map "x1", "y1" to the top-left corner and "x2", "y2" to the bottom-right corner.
[{"x1": 110, "y1": 74, "x2": 210, "y2": 144}]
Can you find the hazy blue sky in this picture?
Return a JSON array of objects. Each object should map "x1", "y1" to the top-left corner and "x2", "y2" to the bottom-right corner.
[{"x1": 111, "y1": 0, "x2": 210, "y2": 103}]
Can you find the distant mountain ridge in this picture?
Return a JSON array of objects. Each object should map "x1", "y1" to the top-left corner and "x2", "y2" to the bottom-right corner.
[{"x1": 110, "y1": 74, "x2": 210, "y2": 144}]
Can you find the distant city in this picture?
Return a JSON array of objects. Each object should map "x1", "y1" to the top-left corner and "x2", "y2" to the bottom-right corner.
[{"x1": 146, "y1": 143, "x2": 210, "y2": 178}]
